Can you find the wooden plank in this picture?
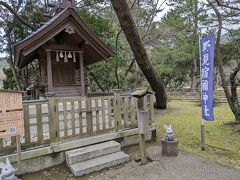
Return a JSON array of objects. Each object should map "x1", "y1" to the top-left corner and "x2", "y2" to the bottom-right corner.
[
  {"x1": 143, "y1": 96, "x2": 147, "y2": 110},
  {"x1": 95, "y1": 99, "x2": 100, "y2": 132},
  {"x1": 63, "y1": 101, "x2": 68, "y2": 137},
  {"x1": 107, "y1": 97, "x2": 112, "y2": 129},
  {"x1": 86, "y1": 98, "x2": 93, "y2": 135},
  {"x1": 78, "y1": 100, "x2": 83, "y2": 136},
  {"x1": 11, "y1": 136, "x2": 16, "y2": 147},
  {"x1": 123, "y1": 97, "x2": 128, "y2": 127},
  {"x1": 36, "y1": 104, "x2": 43, "y2": 142},
  {"x1": 0, "y1": 91, "x2": 22, "y2": 111},
  {"x1": 149, "y1": 95, "x2": 154, "y2": 122},
  {"x1": 113, "y1": 91, "x2": 121, "y2": 131},
  {"x1": 47, "y1": 94, "x2": 58, "y2": 143},
  {"x1": 130, "y1": 97, "x2": 136, "y2": 125},
  {"x1": 0, "y1": 138, "x2": 3, "y2": 148},
  {"x1": 101, "y1": 99, "x2": 106, "y2": 130},
  {"x1": 55, "y1": 100, "x2": 60, "y2": 142},
  {"x1": 137, "y1": 97, "x2": 147, "y2": 164},
  {"x1": 23, "y1": 105, "x2": 31, "y2": 144},
  {"x1": 71, "y1": 102, "x2": 76, "y2": 136},
  {"x1": 16, "y1": 135, "x2": 22, "y2": 175},
  {"x1": 46, "y1": 50, "x2": 53, "y2": 92},
  {"x1": 79, "y1": 52, "x2": 85, "y2": 96}
]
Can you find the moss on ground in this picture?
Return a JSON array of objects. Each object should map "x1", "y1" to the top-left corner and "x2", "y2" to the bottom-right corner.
[{"x1": 155, "y1": 100, "x2": 240, "y2": 169}]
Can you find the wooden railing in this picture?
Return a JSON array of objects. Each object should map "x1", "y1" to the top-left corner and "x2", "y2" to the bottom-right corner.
[
  {"x1": 88, "y1": 92, "x2": 114, "y2": 97},
  {"x1": 0, "y1": 92, "x2": 154, "y2": 154}
]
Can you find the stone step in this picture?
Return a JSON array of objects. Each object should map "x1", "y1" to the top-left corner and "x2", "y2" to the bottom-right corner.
[
  {"x1": 69, "y1": 151, "x2": 129, "y2": 176},
  {"x1": 53, "y1": 89, "x2": 80, "y2": 92},
  {"x1": 54, "y1": 90, "x2": 80, "y2": 94},
  {"x1": 55, "y1": 92, "x2": 80, "y2": 97},
  {"x1": 53, "y1": 88, "x2": 80, "y2": 92},
  {"x1": 53, "y1": 86, "x2": 81, "y2": 91},
  {"x1": 66, "y1": 141, "x2": 121, "y2": 165}
]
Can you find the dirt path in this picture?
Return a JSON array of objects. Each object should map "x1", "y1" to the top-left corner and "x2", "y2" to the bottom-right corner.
[{"x1": 22, "y1": 142, "x2": 240, "y2": 180}]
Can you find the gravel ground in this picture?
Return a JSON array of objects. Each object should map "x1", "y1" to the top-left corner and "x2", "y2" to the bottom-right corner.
[{"x1": 22, "y1": 142, "x2": 240, "y2": 180}]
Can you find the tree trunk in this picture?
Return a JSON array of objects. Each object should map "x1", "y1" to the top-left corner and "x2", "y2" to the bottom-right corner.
[
  {"x1": 191, "y1": 57, "x2": 197, "y2": 94},
  {"x1": 110, "y1": 0, "x2": 167, "y2": 109},
  {"x1": 191, "y1": 0, "x2": 198, "y2": 94},
  {"x1": 208, "y1": 0, "x2": 240, "y2": 122},
  {"x1": 8, "y1": 55, "x2": 22, "y2": 91}
]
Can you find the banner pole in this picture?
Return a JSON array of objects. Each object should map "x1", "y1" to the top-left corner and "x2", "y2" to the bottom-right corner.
[
  {"x1": 201, "y1": 120, "x2": 205, "y2": 150},
  {"x1": 199, "y1": 33, "x2": 205, "y2": 151}
]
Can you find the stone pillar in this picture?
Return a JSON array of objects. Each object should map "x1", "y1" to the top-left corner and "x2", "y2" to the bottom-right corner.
[
  {"x1": 79, "y1": 51, "x2": 85, "y2": 97},
  {"x1": 46, "y1": 49, "x2": 53, "y2": 92}
]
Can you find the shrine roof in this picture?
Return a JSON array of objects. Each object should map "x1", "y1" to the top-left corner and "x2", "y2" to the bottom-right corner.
[{"x1": 14, "y1": 7, "x2": 115, "y2": 67}]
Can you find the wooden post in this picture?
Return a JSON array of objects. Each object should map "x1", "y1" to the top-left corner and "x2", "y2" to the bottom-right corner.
[
  {"x1": 86, "y1": 98, "x2": 93, "y2": 135},
  {"x1": 132, "y1": 89, "x2": 153, "y2": 164},
  {"x1": 23, "y1": 105, "x2": 31, "y2": 144},
  {"x1": 79, "y1": 52, "x2": 85, "y2": 97},
  {"x1": 149, "y1": 94, "x2": 154, "y2": 123},
  {"x1": 40, "y1": 54, "x2": 45, "y2": 77},
  {"x1": 46, "y1": 49, "x2": 53, "y2": 92},
  {"x1": 16, "y1": 135, "x2": 22, "y2": 176},
  {"x1": 113, "y1": 89, "x2": 121, "y2": 131},
  {"x1": 36, "y1": 104, "x2": 43, "y2": 142},
  {"x1": 137, "y1": 97, "x2": 147, "y2": 164},
  {"x1": 46, "y1": 92, "x2": 59, "y2": 143}
]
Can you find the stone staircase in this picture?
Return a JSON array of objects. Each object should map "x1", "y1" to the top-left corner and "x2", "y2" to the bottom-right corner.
[
  {"x1": 65, "y1": 141, "x2": 129, "y2": 177},
  {"x1": 52, "y1": 86, "x2": 81, "y2": 97}
]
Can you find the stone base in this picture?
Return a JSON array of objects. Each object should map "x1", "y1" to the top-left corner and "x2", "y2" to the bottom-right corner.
[
  {"x1": 162, "y1": 139, "x2": 178, "y2": 157},
  {"x1": 0, "y1": 126, "x2": 156, "y2": 174}
]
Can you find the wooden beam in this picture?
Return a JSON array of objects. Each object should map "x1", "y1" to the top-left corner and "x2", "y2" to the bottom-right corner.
[
  {"x1": 79, "y1": 52, "x2": 85, "y2": 96},
  {"x1": 46, "y1": 50, "x2": 53, "y2": 92},
  {"x1": 42, "y1": 44, "x2": 83, "y2": 51}
]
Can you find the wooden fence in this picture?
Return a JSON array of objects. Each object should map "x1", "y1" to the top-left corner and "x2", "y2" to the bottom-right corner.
[{"x1": 0, "y1": 91, "x2": 154, "y2": 155}]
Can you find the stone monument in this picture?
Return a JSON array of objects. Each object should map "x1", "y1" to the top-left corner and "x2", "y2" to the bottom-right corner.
[{"x1": 162, "y1": 124, "x2": 178, "y2": 157}]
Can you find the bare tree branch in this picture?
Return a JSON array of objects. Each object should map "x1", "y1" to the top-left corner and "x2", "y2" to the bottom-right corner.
[
  {"x1": 215, "y1": 0, "x2": 240, "y2": 11},
  {"x1": 0, "y1": 1, "x2": 36, "y2": 31}
]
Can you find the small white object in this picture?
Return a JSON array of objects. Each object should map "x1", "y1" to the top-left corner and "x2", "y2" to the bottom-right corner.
[
  {"x1": 73, "y1": 52, "x2": 76, "y2": 62},
  {"x1": 65, "y1": 25, "x2": 75, "y2": 34},
  {"x1": 68, "y1": 52, "x2": 72, "y2": 59},
  {"x1": 64, "y1": 51, "x2": 68, "y2": 63},
  {"x1": 164, "y1": 124, "x2": 173, "y2": 134},
  {"x1": 164, "y1": 124, "x2": 175, "y2": 141},
  {"x1": 59, "y1": 51, "x2": 64, "y2": 58},
  {"x1": 0, "y1": 158, "x2": 18, "y2": 180}
]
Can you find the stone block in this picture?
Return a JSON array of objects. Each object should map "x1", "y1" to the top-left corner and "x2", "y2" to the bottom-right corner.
[
  {"x1": 162, "y1": 139, "x2": 178, "y2": 157},
  {"x1": 70, "y1": 151, "x2": 129, "y2": 176},
  {"x1": 65, "y1": 141, "x2": 120, "y2": 165}
]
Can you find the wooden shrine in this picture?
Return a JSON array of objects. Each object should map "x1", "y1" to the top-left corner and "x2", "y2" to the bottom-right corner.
[{"x1": 14, "y1": 0, "x2": 114, "y2": 99}]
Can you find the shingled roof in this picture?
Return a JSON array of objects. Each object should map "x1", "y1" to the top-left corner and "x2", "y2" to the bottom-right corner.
[{"x1": 14, "y1": 7, "x2": 115, "y2": 68}]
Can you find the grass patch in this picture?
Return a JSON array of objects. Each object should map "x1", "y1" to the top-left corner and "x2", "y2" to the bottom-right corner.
[{"x1": 155, "y1": 100, "x2": 240, "y2": 169}]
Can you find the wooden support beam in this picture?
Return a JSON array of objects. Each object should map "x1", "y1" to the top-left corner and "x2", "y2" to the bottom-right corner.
[
  {"x1": 46, "y1": 50, "x2": 53, "y2": 92},
  {"x1": 137, "y1": 97, "x2": 147, "y2": 164},
  {"x1": 42, "y1": 44, "x2": 83, "y2": 52},
  {"x1": 79, "y1": 52, "x2": 85, "y2": 97}
]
